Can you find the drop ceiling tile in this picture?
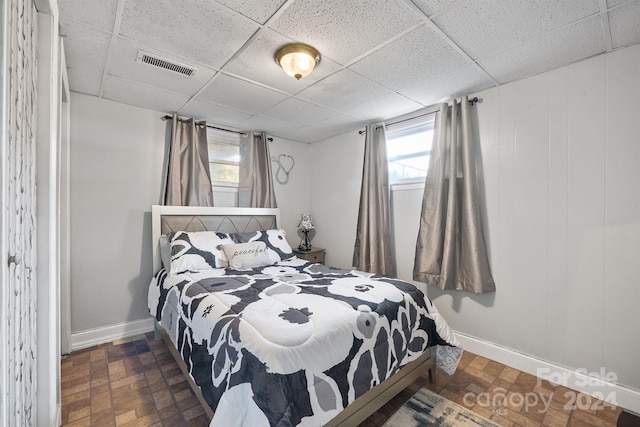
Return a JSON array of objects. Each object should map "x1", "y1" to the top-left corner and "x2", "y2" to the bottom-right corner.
[
  {"x1": 102, "y1": 76, "x2": 191, "y2": 113},
  {"x1": 433, "y1": 0, "x2": 600, "y2": 60},
  {"x1": 59, "y1": 20, "x2": 111, "y2": 72},
  {"x1": 398, "y1": 65, "x2": 493, "y2": 106},
  {"x1": 58, "y1": 0, "x2": 118, "y2": 31},
  {"x1": 239, "y1": 116, "x2": 302, "y2": 136},
  {"x1": 260, "y1": 98, "x2": 338, "y2": 126},
  {"x1": 306, "y1": 114, "x2": 365, "y2": 136},
  {"x1": 196, "y1": 74, "x2": 289, "y2": 114},
  {"x1": 478, "y1": 16, "x2": 606, "y2": 84},
  {"x1": 285, "y1": 114, "x2": 364, "y2": 142},
  {"x1": 178, "y1": 100, "x2": 252, "y2": 128},
  {"x1": 273, "y1": 127, "x2": 312, "y2": 143},
  {"x1": 345, "y1": 93, "x2": 424, "y2": 121},
  {"x1": 222, "y1": 28, "x2": 342, "y2": 94},
  {"x1": 119, "y1": 0, "x2": 260, "y2": 68},
  {"x1": 284, "y1": 126, "x2": 349, "y2": 144},
  {"x1": 411, "y1": 0, "x2": 460, "y2": 17},
  {"x1": 349, "y1": 25, "x2": 470, "y2": 91},
  {"x1": 313, "y1": 113, "x2": 365, "y2": 129},
  {"x1": 215, "y1": 0, "x2": 287, "y2": 24},
  {"x1": 67, "y1": 67, "x2": 103, "y2": 96},
  {"x1": 269, "y1": 0, "x2": 421, "y2": 65},
  {"x1": 609, "y1": 1, "x2": 640, "y2": 49},
  {"x1": 607, "y1": 0, "x2": 631, "y2": 7},
  {"x1": 296, "y1": 69, "x2": 390, "y2": 111},
  {"x1": 107, "y1": 37, "x2": 216, "y2": 96}
]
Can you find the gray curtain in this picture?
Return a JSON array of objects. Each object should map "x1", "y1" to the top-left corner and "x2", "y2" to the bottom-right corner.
[
  {"x1": 238, "y1": 131, "x2": 277, "y2": 208},
  {"x1": 353, "y1": 124, "x2": 396, "y2": 276},
  {"x1": 413, "y1": 96, "x2": 495, "y2": 293},
  {"x1": 162, "y1": 114, "x2": 214, "y2": 206}
]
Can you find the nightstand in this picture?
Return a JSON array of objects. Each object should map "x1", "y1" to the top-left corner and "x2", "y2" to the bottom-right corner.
[{"x1": 293, "y1": 247, "x2": 325, "y2": 265}]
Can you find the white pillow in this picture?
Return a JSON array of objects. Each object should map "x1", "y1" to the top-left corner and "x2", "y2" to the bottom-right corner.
[
  {"x1": 221, "y1": 241, "x2": 274, "y2": 270},
  {"x1": 169, "y1": 231, "x2": 235, "y2": 275}
]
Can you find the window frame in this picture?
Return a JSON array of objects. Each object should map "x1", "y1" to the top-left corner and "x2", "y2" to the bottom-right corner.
[
  {"x1": 386, "y1": 115, "x2": 435, "y2": 187},
  {"x1": 207, "y1": 129, "x2": 240, "y2": 189}
]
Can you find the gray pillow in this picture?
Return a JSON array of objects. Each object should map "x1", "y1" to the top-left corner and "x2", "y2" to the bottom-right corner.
[{"x1": 159, "y1": 233, "x2": 172, "y2": 271}]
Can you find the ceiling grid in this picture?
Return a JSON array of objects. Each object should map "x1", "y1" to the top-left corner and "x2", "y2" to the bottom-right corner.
[{"x1": 57, "y1": 0, "x2": 640, "y2": 142}]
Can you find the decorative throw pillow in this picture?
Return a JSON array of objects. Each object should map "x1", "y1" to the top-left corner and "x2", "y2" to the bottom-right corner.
[
  {"x1": 234, "y1": 229, "x2": 294, "y2": 263},
  {"x1": 169, "y1": 231, "x2": 235, "y2": 275},
  {"x1": 221, "y1": 241, "x2": 274, "y2": 270}
]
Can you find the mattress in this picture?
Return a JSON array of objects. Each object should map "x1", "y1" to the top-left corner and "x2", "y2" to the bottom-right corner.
[{"x1": 148, "y1": 256, "x2": 462, "y2": 427}]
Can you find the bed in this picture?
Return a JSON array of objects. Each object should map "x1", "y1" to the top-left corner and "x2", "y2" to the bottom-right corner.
[{"x1": 148, "y1": 205, "x2": 462, "y2": 427}]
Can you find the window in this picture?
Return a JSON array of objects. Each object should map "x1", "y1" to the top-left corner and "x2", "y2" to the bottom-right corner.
[
  {"x1": 207, "y1": 129, "x2": 240, "y2": 187},
  {"x1": 386, "y1": 117, "x2": 434, "y2": 184}
]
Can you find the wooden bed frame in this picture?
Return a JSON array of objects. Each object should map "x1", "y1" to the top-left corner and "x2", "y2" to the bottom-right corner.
[{"x1": 151, "y1": 205, "x2": 435, "y2": 426}]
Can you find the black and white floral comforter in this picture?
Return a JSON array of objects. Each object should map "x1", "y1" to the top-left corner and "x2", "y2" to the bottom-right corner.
[{"x1": 148, "y1": 257, "x2": 462, "y2": 427}]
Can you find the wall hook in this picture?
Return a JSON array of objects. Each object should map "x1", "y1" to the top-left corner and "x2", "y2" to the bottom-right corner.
[{"x1": 271, "y1": 154, "x2": 295, "y2": 185}]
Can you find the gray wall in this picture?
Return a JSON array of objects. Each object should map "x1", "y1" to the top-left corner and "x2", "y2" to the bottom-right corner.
[
  {"x1": 70, "y1": 93, "x2": 166, "y2": 331},
  {"x1": 69, "y1": 92, "x2": 311, "y2": 333},
  {"x1": 310, "y1": 44, "x2": 640, "y2": 391}
]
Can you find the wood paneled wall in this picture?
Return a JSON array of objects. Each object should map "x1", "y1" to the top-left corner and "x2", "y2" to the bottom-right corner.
[{"x1": 416, "y1": 44, "x2": 640, "y2": 390}]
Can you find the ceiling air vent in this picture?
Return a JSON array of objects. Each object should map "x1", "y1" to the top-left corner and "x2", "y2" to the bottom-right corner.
[{"x1": 136, "y1": 51, "x2": 197, "y2": 77}]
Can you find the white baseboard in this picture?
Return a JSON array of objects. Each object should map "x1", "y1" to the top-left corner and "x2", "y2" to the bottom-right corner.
[
  {"x1": 455, "y1": 332, "x2": 640, "y2": 415},
  {"x1": 55, "y1": 403, "x2": 60, "y2": 427},
  {"x1": 70, "y1": 317, "x2": 155, "y2": 351}
]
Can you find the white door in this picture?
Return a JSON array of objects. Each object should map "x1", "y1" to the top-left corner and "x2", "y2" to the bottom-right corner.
[{"x1": 1, "y1": 0, "x2": 40, "y2": 425}]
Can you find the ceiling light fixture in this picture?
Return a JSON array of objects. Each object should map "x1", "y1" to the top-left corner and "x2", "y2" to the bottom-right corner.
[{"x1": 275, "y1": 43, "x2": 320, "y2": 80}]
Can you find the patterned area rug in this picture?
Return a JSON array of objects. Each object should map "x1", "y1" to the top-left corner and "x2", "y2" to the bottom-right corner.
[{"x1": 383, "y1": 388, "x2": 501, "y2": 427}]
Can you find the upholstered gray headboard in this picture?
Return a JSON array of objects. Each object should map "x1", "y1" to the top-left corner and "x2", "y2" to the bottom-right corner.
[{"x1": 151, "y1": 205, "x2": 280, "y2": 273}]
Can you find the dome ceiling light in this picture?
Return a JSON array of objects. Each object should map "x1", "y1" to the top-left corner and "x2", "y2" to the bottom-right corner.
[{"x1": 275, "y1": 43, "x2": 320, "y2": 80}]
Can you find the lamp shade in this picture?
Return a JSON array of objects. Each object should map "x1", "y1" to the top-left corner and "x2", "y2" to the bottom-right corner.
[
  {"x1": 298, "y1": 213, "x2": 314, "y2": 230},
  {"x1": 275, "y1": 44, "x2": 320, "y2": 80}
]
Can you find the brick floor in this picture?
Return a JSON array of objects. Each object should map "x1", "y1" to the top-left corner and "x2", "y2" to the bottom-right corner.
[{"x1": 61, "y1": 333, "x2": 633, "y2": 426}]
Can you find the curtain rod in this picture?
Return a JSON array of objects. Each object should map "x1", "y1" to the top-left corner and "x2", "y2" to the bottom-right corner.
[
  {"x1": 358, "y1": 97, "x2": 480, "y2": 134},
  {"x1": 162, "y1": 114, "x2": 248, "y2": 136},
  {"x1": 162, "y1": 114, "x2": 275, "y2": 141}
]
